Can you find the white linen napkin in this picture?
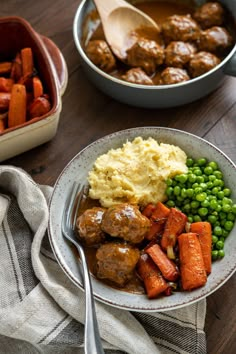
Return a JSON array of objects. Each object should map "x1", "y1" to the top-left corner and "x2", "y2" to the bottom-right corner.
[{"x1": 0, "y1": 165, "x2": 207, "y2": 354}]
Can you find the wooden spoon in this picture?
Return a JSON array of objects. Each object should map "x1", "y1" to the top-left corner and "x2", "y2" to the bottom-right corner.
[{"x1": 93, "y1": 0, "x2": 160, "y2": 60}]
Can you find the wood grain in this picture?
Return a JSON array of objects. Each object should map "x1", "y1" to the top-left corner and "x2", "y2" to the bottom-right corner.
[{"x1": 1, "y1": 1, "x2": 236, "y2": 352}]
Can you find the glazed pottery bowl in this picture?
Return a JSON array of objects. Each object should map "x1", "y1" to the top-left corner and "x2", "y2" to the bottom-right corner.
[
  {"x1": 48, "y1": 127, "x2": 236, "y2": 312},
  {"x1": 73, "y1": 0, "x2": 236, "y2": 108},
  {"x1": 0, "y1": 16, "x2": 68, "y2": 161}
]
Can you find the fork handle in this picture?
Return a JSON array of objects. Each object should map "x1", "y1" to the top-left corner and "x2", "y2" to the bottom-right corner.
[{"x1": 76, "y1": 245, "x2": 105, "y2": 354}]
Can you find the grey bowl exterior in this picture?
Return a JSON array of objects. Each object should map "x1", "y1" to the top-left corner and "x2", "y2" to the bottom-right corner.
[
  {"x1": 73, "y1": 0, "x2": 236, "y2": 108},
  {"x1": 48, "y1": 127, "x2": 236, "y2": 312}
]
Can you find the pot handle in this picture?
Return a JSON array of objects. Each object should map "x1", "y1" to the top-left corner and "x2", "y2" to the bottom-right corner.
[{"x1": 223, "y1": 52, "x2": 236, "y2": 77}]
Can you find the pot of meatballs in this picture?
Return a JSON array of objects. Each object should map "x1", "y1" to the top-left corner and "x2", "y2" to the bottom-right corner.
[{"x1": 73, "y1": 0, "x2": 236, "y2": 108}]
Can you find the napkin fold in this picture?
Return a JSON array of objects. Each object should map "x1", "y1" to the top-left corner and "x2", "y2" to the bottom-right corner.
[{"x1": 0, "y1": 166, "x2": 207, "y2": 354}]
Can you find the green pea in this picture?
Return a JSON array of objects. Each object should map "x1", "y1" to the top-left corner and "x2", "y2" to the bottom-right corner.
[
  {"x1": 194, "y1": 169, "x2": 202, "y2": 176},
  {"x1": 212, "y1": 235, "x2": 218, "y2": 244},
  {"x1": 222, "y1": 203, "x2": 231, "y2": 213},
  {"x1": 199, "y1": 182, "x2": 208, "y2": 191},
  {"x1": 218, "y1": 250, "x2": 225, "y2": 258},
  {"x1": 212, "y1": 250, "x2": 218, "y2": 260},
  {"x1": 183, "y1": 203, "x2": 191, "y2": 212},
  {"x1": 213, "y1": 179, "x2": 221, "y2": 187},
  {"x1": 204, "y1": 166, "x2": 213, "y2": 175},
  {"x1": 208, "y1": 175, "x2": 216, "y2": 181},
  {"x1": 216, "y1": 240, "x2": 224, "y2": 250},
  {"x1": 227, "y1": 212, "x2": 235, "y2": 222},
  {"x1": 232, "y1": 204, "x2": 236, "y2": 214},
  {"x1": 219, "y1": 212, "x2": 227, "y2": 220},
  {"x1": 186, "y1": 188, "x2": 194, "y2": 198},
  {"x1": 195, "y1": 187, "x2": 203, "y2": 195},
  {"x1": 166, "y1": 186, "x2": 174, "y2": 197},
  {"x1": 188, "y1": 216, "x2": 193, "y2": 223},
  {"x1": 188, "y1": 174, "x2": 197, "y2": 183},
  {"x1": 166, "y1": 200, "x2": 175, "y2": 207},
  {"x1": 196, "y1": 176, "x2": 205, "y2": 183},
  {"x1": 217, "y1": 191, "x2": 225, "y2": 199},
  {"x1": 214, "y1": 226, "x2": 223, "y2": 236},
  {"x1": 195, "y1": 192, "x2": 207, "y2": 202},
  {"x1": 210, "y1": 199, "x2": 218, "y2": 210},
  {"x1": 198, "y1": 207, "x2": 208, "y2": 217},
  {"x1": 166, "y1": 179, "x2": 173, "y2": 186},
  {"x1": 206, "y1": 181, "x2": 214, "y2": 189},
  {"x1": 213, "y1": 170, "x2": 223, "y2": 179},
  {"x1": 178, "y1": 174, "x2": 188, "y2": 183},
  {"x1": 174, "y1": 186, "x2": 181, "y2": 196},
  {"x1": 223, "y1": 188, "x2": 231, "y2": 197},
  {"x1": 224, "y1": 220, "x2": 234, "y2": 231},
  {"x1": 222, "y1": 229, "x2": 229, "y2": 238},
  {"x1": 208, "y1": 161, "x2": 218, "y2": 170},
  {"x1": 197, "y1": 158, "x2": 207, "y2": 166},
  {"x1": 208, "y1": 215, "x2": 217, "y2": 224},
  {"x1": 212, "y1": 187, "x2": 220, "y2": 195},
  {"x1": 201, "y1": 200, "x2": 210, "y2": 208},
  {"x1": 191, "y1": 200, "x2": 200, "y2": 209},
  {"x1": 193, "y1": 215, "x2": 202, "y2": 222},
  {"x1": 181, "y1": 188, "x2": 188, "y2": 198},
  {"x1": 187, "y1": 158, "x2": 194, "y2": 167}
]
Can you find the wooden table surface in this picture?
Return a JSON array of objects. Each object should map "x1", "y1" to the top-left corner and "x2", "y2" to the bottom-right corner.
[{"x1": 1, "y1": 0, "x2": 236, "y2": 353}]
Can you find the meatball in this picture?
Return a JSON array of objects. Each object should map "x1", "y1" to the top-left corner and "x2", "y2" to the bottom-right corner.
[
  {"x1": 161, "y1": 15, "x2": 200, "y2": 43},
  {"x1": 198, "y1": 26, "x2": 233, "y2": 53},
  {"x1": 165, "y1": 41, "x2": 197, "y2": 68},
  {"x1": 160, "y1": 67, "x2": 190, "y2": 85},
  {"x1": 188, "y1": 51, "x2": 221, "y2": 78},
  {"x1": 121, "y1": 67, "x2": 154, "y2": 85},
  {"x1": 126, "y1": 38, "x2": 165, "y2": 75},
  {"x1": 96, "y1": 242, "x2": 140, "y2": 287},
  {"x1": 85, "y1": 40, "x2": 116, "y2": 73},
  {"x1": 101, "y1": 203, "x2": 150, "y2": 244},
  {"x1": 193, "y1": 2, "x2": 225, "y2": 29},
  {"x1": 76, "y1": 207, "x2": 106, "y2": 246}
]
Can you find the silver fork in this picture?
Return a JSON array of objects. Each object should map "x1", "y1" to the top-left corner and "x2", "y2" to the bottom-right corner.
[{"x1": 61, "y1": 182, "x2": 105, "y2": 354}]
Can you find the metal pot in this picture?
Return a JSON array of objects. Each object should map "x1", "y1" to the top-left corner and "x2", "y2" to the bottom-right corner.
[{"x1": 73, "y1": 0, "x2": 236, "y2": 108}]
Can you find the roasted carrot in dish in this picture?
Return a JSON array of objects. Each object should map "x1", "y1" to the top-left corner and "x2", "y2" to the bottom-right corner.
[
  {"x1": 190, "y1": 221, "x2": 212, "y2": 274},
  {"x1": 137, "y1": 253, "x2": 168, "y2": 298},
  {"x1": 0, "y1": 92, "x2": 11, "y2": 112},
  {"x1": 0, "y1": 78, "x2": 14, "y2": 92},
  {"x1": 10, "y1": 52, "x2": 22, "y2": 81},
  {"x1": 146, "y1": 243, "x2": 179, "y2": 281},
  {"x1": 0, "y1": 62, "x2": 12, "y2": 75},
  {"x1": 28, "y1": 96, "x2": 51, "y2": 118},
  {"x1": 8, "y1": 84, "x2": 26, "y2": 128},
  {"x1": 33, "y1": 76, "x2": 44, "y2": 98},
  {"x1": 21, "y1": 47, "x2": 34, "y2": 77},
  {"x1": 146, "y1": 201, "x2": 170, "y2": 240},
  {"x1": 178, "y1": 232, "x2": 207, "y2": 291},
  {"x1": 161, "y1": 207, "x2": 187, "y2": 259}
]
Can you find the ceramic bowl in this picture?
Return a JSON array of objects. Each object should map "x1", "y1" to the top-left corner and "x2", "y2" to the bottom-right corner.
[
  {"x1": 73, "y1": 0, "x2": 236, "y2": 108},
  {"x1": 48, "y1": 127, "x2": 236, "y2": 312},
  {"x1": 0, "y1": 16, "x2": 68, "y2": 162}
]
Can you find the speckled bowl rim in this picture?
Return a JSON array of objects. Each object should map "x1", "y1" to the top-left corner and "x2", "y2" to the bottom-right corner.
[{"x1": 48, "y1": 127, "x2": 236, "y2": 312}]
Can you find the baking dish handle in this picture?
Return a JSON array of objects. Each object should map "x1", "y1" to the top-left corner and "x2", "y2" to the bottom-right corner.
[
  {"x1": 223, "y1": 52, "x2": 236, "y2": 77},
  {"x1": 40, "y1": 35, "x2": 68, "y2": 96}
]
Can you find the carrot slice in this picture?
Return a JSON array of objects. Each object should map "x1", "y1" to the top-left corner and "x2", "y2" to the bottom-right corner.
[
  {"x1": 161, "y1": 207, "x2": 187, "y2": 258},
  {"x1": 28, "y1": 97, "x2": 51, "y2": 118},
  {"x1": 190, "y1": 221, "x2": 212, "y2": 274},
  {"x1": 0, "y1": 62, "x2": 12, "y2": 75},
  {"x1": 137, "y1": 253, "x2": 168, "y2": 298},
  {"x1": 10, "y1": 52, "x2": 22, "y2": 81},
  {"x1": 0, "y1": 93, "x2": 11, "y2": 112},
  {"x1": 21, "y1": 47, "x2": 34, "y2": 77},
  {"x1": 178, "y1": 232, "x2": 207, "y2": 291},
  {"x1": 146, "y1": 243, "x2": 179, "y2": 281},
  {"x1": 0, "y1": 78, "x2": 14, "y2": 92},
  {"x1": 33, "y1": 76, "x2": 43, "y2": 98},
  {"x1": 8, "y1": 84, "x2": 27, "y2": 128},
  {"x1": 146, "y1": 202, "x2": 170, "y2": 240},
  {"x1": 142, "y1": 203, "x2": 156, "y2": 218}
]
